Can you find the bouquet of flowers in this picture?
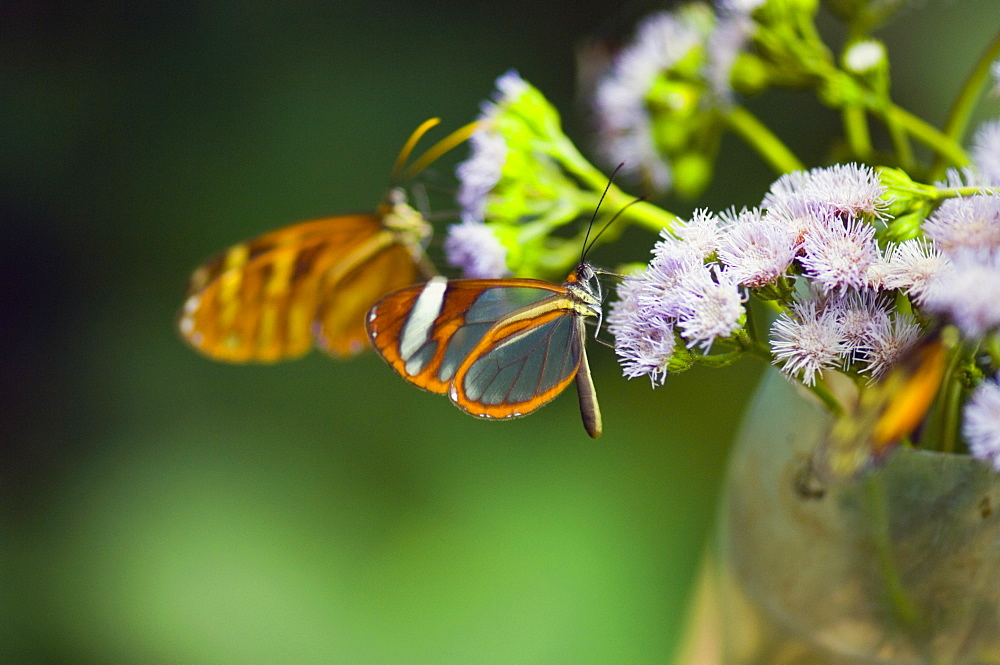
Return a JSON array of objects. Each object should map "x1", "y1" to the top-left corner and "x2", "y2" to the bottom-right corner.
[{"x1": 436, "y1": 0, "x2": 1000, "y2": 661}]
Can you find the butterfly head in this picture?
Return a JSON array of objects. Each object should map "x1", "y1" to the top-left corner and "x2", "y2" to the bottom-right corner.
[
  {"x1": 563, "y1": 262, "x2": 604, "y2": 325},
  {"x1": 379, "y1": 187, "x2": 432, "y2": 250}
]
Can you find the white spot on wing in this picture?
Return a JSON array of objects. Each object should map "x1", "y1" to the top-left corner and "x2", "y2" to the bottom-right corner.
[
  {"x1": 400, "y1": 277, "x2": 447, "y2": 362},
  {"x1": 183, "y1": 295, "x2": 201, "y2": 315}
]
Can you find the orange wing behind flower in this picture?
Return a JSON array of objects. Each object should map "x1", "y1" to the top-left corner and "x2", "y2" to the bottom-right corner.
[
  {"x1": 179, "y1": 212, "x2": 423, "y2": 362},
  {"x1": 177, "y1": 118, "x2": 480, "y2": 363}
]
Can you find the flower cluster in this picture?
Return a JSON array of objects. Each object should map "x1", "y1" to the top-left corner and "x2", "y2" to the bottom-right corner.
[
  {"x1": 444, "y1": 0, "x2": 1000, "y2": 470},
  {"x1": 448, "y1": 70, "x2": 675, "y2": 280}
]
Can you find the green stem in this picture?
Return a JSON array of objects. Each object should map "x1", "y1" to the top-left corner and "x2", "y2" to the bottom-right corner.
[
  {"x1": 617, "y1": 198, "x2": 677, "y2": 234},
  {"x1": 938, "y1": 344, "x2": 968, "y2": 454},
  {"x1": 881, "y1": 105, "x2": 916, "y2": 171},
  {"x1": 551, "y1": 135, "x2": 678, "y2": 234},
  {"x1": 988, "y1": 336, "x2": 1000, "y2": 367},
  {"x1": 696, "y1": 350, "x2": 745, "y2": 368},
  {"x1": 931, "y1": 185, "x2": 1000, "y2": 201},
  {"x1": 932, "y1": 28, "x2": 1000, "y2": 179},
  {"x1": 744, "y1": 299, "x2": 762, "y2": 347},
  {"x1": 725, "y1": 106, "x2": 806, "y2": 174},
  {"x1": 807, "y1": 381, "x2": 845, "y2": 418},
  {"x1": 842, "y1": 104, "x2": 873, "y2": 159},
  {"x1": 940, "y1": 378, "x2": 964, "y2": 454},
  {"x1": 887, "y1": 105, "x2": 968, "y2": 169}
]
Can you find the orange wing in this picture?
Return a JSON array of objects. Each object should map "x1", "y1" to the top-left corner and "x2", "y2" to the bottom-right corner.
[
  {"x1": 314, "y1": 242, "x2": 420, "y2": 357},
  {"x1": 178, "y1": 118, "x2": 484, "y2": 364},
  {"x1": 179, "y1": 214, "x2": 414, "y2": 362}
]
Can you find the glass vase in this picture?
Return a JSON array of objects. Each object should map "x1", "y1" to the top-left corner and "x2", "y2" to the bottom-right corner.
[{"x1": 715, "y1": 368, "x2": 1000, "y2": 665}]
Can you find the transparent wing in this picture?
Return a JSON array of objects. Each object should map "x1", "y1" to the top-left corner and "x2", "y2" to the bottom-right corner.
[
  {"x1": 450, "y1": 309, "x2": 585, "y2": 419},
  {"x1": 366, "y1": 280, "x2": 565, "y2": 394}
]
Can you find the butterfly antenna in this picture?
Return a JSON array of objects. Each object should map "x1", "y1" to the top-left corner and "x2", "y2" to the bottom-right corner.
[
  {"x1": 400, "y1": 119, "x2": 484, "y2": 182},
  {"x1": 390, "y1": 118, "x2": 442, "y2": 184},
  {"x1": 581, "y1": 163, "x2": 624, "y2": 264},
  {"x1": 582, "y1": 165, "x2": 647, "y2": 262}
]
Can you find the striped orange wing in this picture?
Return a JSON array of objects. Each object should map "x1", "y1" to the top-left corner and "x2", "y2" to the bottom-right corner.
[
  {"x1": 179, "y1": 214, "x2": 409, "y2": 362},
  {"x1": 313, "y1": 241, "x2": 420, "y2": 357}
]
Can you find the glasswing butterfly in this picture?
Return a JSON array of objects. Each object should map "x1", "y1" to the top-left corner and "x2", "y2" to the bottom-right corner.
[
  {"x1": 178, "y1": 118, "x2": 477, "y2": 362},
  {"x1": 365, "y1": 182, "x2": 634, "y2": 439},
  {"x1": 366, "y1": 264, "x2": 606, "y2": 437}
]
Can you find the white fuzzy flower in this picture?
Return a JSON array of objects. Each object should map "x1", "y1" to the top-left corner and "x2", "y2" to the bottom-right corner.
[
  {"x1": 858, "y1": 311, "x2": 921, "y2": 380},
  {"x1": 675, "y1": 264, "x2": 745, "y2": 351},
  {"x1": 673, "y1": 208, "x2": 724, "y2": 259},
  {"x1": 828, "y1": 289, "x2": 891, "y2": 365},
  {"x1": 762, "y1": 163, "x2": 888, "y2": 223},
  {"x1": 717, "y1": 208, "x2": 799, "y2": 287},
  {"x1": 444, "y1": 221, "x2": 509, "y2": 278},
  {"x1": 964, "y1": 375, "x2": 1000, "y2": 471},
  {"x1": 972, "y1": 120, "x2": 1000, "y2": 187},
  {"x1": 799, "y1": 217, "x2": 879, "y2": 294},
  {"x1": 923, "y1": 249, "x2": 1000, "y2": 338},
  {"x1": 770, "y1": 299, "x2": 846, "y2": 386},
  {"x1": 923, "y1": 195, "x2": 1000, "y2": 256},
  {"x1": 880, "y1": 239, "x2": 950, "y2": 304}
]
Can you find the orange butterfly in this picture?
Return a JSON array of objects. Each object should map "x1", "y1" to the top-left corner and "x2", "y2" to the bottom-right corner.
[
  {"x1": 366, "y1": 263, "x2": 606, "y2": 437},
  {"x1": 178, "y1": 118, "x2": 477, "y2": 362}
]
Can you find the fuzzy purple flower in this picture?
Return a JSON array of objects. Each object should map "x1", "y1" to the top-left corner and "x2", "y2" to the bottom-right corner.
[
  {"x1": 706, "y1": 1, "x2": 758, "y2": 102},
  {"x1": 964, "y1": 375, "x2": 1000, "y2": 471},
  {"x1": 674, "y1": 264, "x2": 744, "y2": 351},
  {"x1": 593, "y1": 8, "x2": 711, "y2": 192},
  {"x1": 673, "y1": 208, "x2": 724, "y2": 259},
  {"x1": 609, "y1": 226, "x2": 713, "y2": 385},
  {"x1": 858, "y1": 311, "x2": 921, "y2": 380},
  {"x1": 799, "y1": 216, "x2": 879, "y2": 294},
  {"x1": 456, "y1": 130, "x2": 507, "y2": 224},
  {"x1": 879, "y1": 239, "x2": 950, "y2": 304},
  {"x1": 770, "y1": 299, "x2": 846, "y2": 386},
  {"x1": 762, "y1": 163, "x2": 888, "y2": 223},
  {"x1": 972, "y1": 120, "x2": 1000, "y2": 187},
  {"x1": 923, "y1": 249, "x2": 1000, "y2": 338},
  {"x1": 716, "y1": 208, "x2": 799, "y2": 287},
  {"x1": 922, "y1": 195, "x2": 1000, "y2": 256},
  {"x1": 608, "y1": 270, "x2": 679, "y2": 386},
  {"x1": 444, "y1": 220, "x2": 509, "y2": 278},
  {"x1": 828, "y1": 289, "x2": 891, "y2": 365}
]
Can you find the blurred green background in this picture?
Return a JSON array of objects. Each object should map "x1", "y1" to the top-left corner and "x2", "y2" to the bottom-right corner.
[{"x1": 4, "y1": 2, "x2": 996, "y2": 663}]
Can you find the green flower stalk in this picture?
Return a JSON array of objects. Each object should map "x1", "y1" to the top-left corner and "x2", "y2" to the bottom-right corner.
[{"x1": 448, "y1": 71, "x2": 674, "y2": 280}]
